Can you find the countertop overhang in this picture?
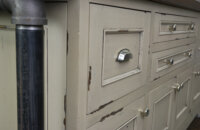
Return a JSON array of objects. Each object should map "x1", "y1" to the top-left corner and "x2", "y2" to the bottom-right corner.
[{"x1": 151, "y1": 0, "x2": 200, "y2": 12}]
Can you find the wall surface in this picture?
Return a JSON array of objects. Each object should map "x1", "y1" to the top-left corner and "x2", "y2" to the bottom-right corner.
[{"x1": 0, "y1": 12, "x2": 17, "y2": 130}]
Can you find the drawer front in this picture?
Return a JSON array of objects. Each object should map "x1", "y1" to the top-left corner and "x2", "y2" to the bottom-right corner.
[
  {"x1": 153, "y1": 13, "x2": 197, "y2": 43},
  {"x1": 174, "y1": 69, "x2": 192, "y2": 130},
  {"x1": 151, "y1": 45, "x2": 194, "y2": 80},
  {"x1": 88, "y1": 4, "x2": 150, "y2": 113},
  {"x1": 102, "y1": 29, "x2": 141, "y2": 85},
  {"x1": 87, "y1": 97, "x2": 145, "y2": 130},
  {"x1": 146, "y1": 78, "x2": 176, "y2": 130}
]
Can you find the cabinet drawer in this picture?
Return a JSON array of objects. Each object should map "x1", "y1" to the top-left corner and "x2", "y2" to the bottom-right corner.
[
  {"x1": 88, "y1": 4, "x2": 150, "y2": 113},
  {"x1": 87, "y1": 97, "x2": 145, "y2": 130},
  {"x1": 153, "y1": 13, "x2": 197, "y2": 43},
  {"x1": 151, "y1": 45, "x2": 194, "y2": 80},
  {"x1": 102, "y1": 29, "x2": 142, "y2": 85}
]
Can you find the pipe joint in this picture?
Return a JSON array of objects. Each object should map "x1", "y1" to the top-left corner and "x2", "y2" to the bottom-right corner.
[{"x1": 0, "y1": 0, "x2": 47, "y2": 25}]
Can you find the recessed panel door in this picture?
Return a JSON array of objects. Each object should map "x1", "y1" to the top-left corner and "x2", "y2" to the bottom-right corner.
[
  {"x1": 173, "y1": 69, "x2": 192, "y2": 130},
  {"x1": 147, "y1": 78, "x2": 176, "y2": 130},
  {"x1": 191, "y1": 63, "x2": 200, "y2": 115}
]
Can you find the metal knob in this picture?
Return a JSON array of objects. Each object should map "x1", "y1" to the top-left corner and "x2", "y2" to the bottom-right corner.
[
  {"x1": 172, "y1": 83, "x2": 181, "y2": 92},
  {"x1": 165, "y1": 58, "x2": 174, "y2": 65},
  {"x1": 194, "y1": 72, "x2": 200, "y2": 77},
  {"x1": 189, "y1": 24, "x2": 195, "y2": 31},
  {"x1": 180, "y1": 83, "x2": 184, "y2": 89},
  {"x1": 116, "y1": 49, "x2": 132, "y2": 63},
  {"x1": 169, "y1": 24, "x2": 177, "y2": 32},
  {"x1": 139, "y1": 108, "x2": 150, "y2": 118},
  {"x1": 186, "y1": 52, "x2": 192, "y2": 57}
]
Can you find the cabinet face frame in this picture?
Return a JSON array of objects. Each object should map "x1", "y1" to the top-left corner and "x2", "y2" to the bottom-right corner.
[
  {"x1": 146, "y1": 78, "x2": 176, "y2": 130},
  {"x1": 45, "y1": 3, "x2": 68, "y2": 130},
  {"x1": 87, "y1": 4, "x2": 151, "y2": 113}
]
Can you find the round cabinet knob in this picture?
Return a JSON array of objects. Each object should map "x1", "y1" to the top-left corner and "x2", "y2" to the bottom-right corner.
[
  {"x1": 189, "y1": 24, "x2": 195, "y2": 31},
  {"x1": 169, "y1": 24, "x2": 177, "y2": 32},
  {"x1": 139, "y1": 108, "x2": 150, "y2": 118},
  {"x1": 187, "y1": 52, "x2": 192, "y2": 57},
  {"x1": 173, "y1": 83, "x2": 181, "y2": 92},
  {"x1": 185, "y1": 52, "x2": 192, "y2": 57},
  {"x1": 116, "y1": 49, "x2": 132, "y2": 63},
  {"x1": 180, "y1": 83, "x2": 184, "y2": 89},
  {"x1": 194, "y1": 72, "x2": 200, "y2": 77},
  {"x1": 166, "y1": 58, "x2": 174, "y2": 65}
]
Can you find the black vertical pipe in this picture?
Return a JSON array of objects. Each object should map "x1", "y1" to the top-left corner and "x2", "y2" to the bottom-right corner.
[{"x1": 16, "y1": 25, "x2": 44, "y2": 130}]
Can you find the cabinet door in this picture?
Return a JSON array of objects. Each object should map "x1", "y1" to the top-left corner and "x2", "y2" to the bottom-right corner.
[
  {"x1": 88, "y1": 4, "x2": 151, "y2": 114},
  {"x1": 191, "y1": 64, "x2": 200, "y2": 115},
  {"x1": 147, "y1": 78, "x2": 176, "y2": 130},
  {"x1": 173, "y1": 69, "x2": 192, "y2": 130}
]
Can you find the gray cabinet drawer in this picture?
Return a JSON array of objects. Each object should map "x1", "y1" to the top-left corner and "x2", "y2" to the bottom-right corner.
[
  {"x1": 153, "y1": 13, "x2": 197, "y2": 43},
  {"x1": 151, "y1": 45, "x2": 194, "y2": 80},
  {"x1": 88, "y1": 4, "x2": 150, "y2": 113},
  {"x1": 102, "y1": 29, "x2": 142, "y2": 85}
]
